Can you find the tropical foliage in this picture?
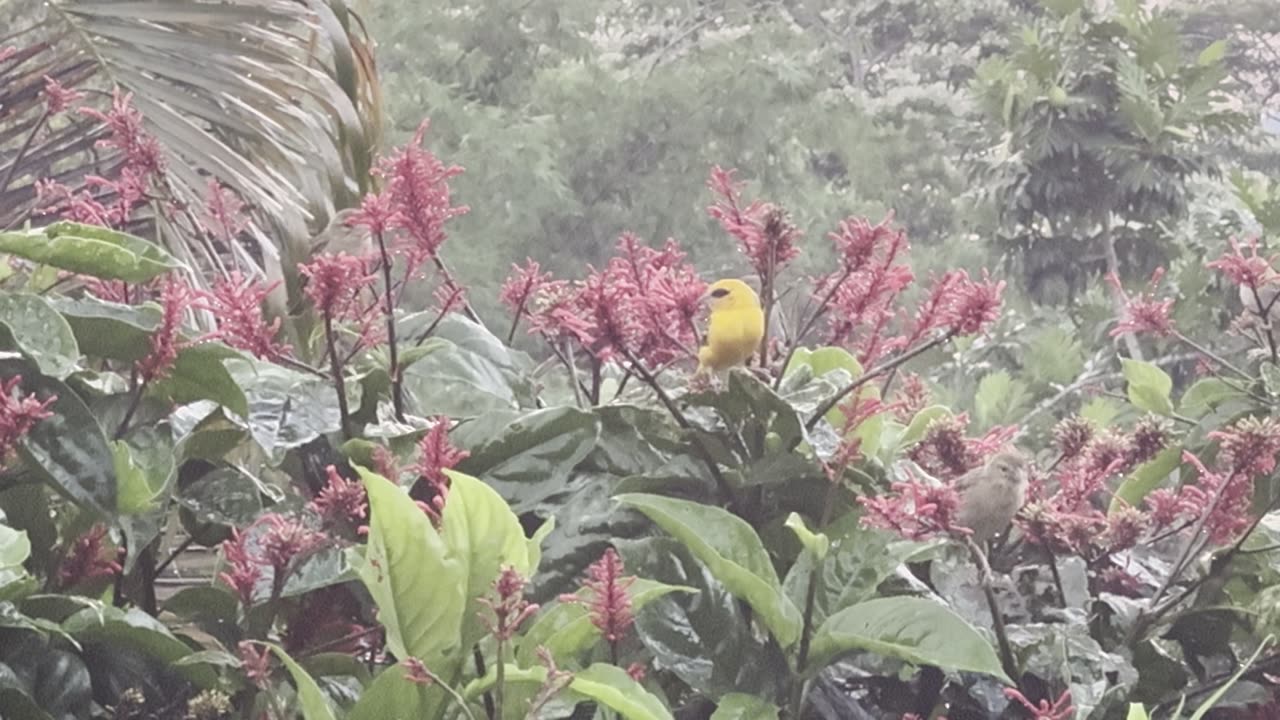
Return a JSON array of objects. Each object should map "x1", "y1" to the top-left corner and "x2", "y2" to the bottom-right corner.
[{"x1": 2, "y1": 0, "x2": 1280, "y2": 719}]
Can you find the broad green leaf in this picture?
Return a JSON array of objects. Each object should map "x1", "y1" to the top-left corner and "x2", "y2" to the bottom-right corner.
[
  {"x1": 0, "y1": 527, "x2": 30, "y2": 570},
  {"x1": 401, "y1": 335, "x2": 523, "y2": 417},
  {"x1": 465, "y1": 663, "x2": 674, "y2": 720},
  {"x1": 0, "y1": 223, "x2": 181, "y2": 282},
  {"x1": 50, "y1": 297, "x2": 161, "y2": 362},
  {"x1": 568, "y1": 663, "x2": 674, "y2": 720},
  {"x1": 266, "y1": 644, "x2": 337, "y2": 720},
  {"x1": 617, "y1": 494, "x2": 802, "y2": 647},
  {"x1": 711, "y1": 694, "x2": 780, "y2": 720},
  {"x1": 61, "y1": 606, "x2": 216, "y2": 688},
  {"x1": 784, "y1": 513, "x2": 828, "y2": 561},
  {"x1": 686, "y1": 371, "x2": 805, "y2": 450},
  {"x1": 784, "y1": 346, "x2": 862, "y2": 379},
  {"x1": 149, "y1": 343, "x2": 248, "y2": 417},
  {"x1": 806, "y1": 597, "x2": 1010, "y2": 682},
  {"x1": 1110, "y1": 447, "x2": 1181, "y2": 513},
  {"x1": 176, "y1": 467, "x2": 263, "y2": 529},
  {"x1": 229, "y1": 358, "x2": 358, "y2": 461},
  {"x1": 1179, "y1": 378, "x2": 1245, "y2": 418},
  {"x1": 454, "y1": 407, "x2": 600, "y2": 512},
  {"x1": 353, "y1": 467, "x2": 465, "y2": 665},
  {"x1": 0, "y1": 295, "x2": 79, "y2": 378},
  {"x1": 440, "y1": 469, "x2": 539, "y2": 650},
  {"x1": 348, "y1": 663, "x2": 447, "y2": 720},
  {"x1": 112, "y1": 442, "x2": 166, "y2": 515},
  {"x1": 1121, "y1": 359, "x2": 1174, "y2": 416},
  {"x1": 1, "y1": 358, "x2": 116, "y2": 517}
]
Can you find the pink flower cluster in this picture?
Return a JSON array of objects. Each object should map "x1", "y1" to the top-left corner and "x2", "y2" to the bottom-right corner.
[
  {"x1": 219, "y1": 513, "x2": 327, "y2": 607},
  {"x1": 560, "y1": 548, "x2": 636, "y2": 653},
  {"x1": 707, "y1": 165, "x2": 801, "y2": 276},
  {"x1": 860, "y1": 473, "x2": 966, "y2": 541},
  {"x1": 907, "y1": 414, "x2": 1017, "y2": 480},
  {"x1": 501, "y1": 234, "x2": 706, "y2": 366},
  {"x1": 299, "y1": 252, "x2": 381, "y2": 351},
  {"x1": 136, "y1": 275, "x2": 193, "y2": 382},
  {"x1": 0, "y1": 376, "x2": 55, "y2": 466},
  {"x1": 412, "y1": 418, "x2": 470, "y2": 523},
  {"x1": 199, "y1": 272, "x2": 291, "y2": 361},
  {"x1": 479, "y1": 566, "x2": 540, "y2": 642},
  {"x1": 309, "y1": 465, "x2": 368, "y2": 530},
  {"x1": 1109, "y1": 269, "x2": 1175, "y2": 337},
  {"x1": 56, "y1": 524, "x2": 122, "y2": 589},
  {"x1": 814, "y1": 214, "x2": 914, "y2": 361}
]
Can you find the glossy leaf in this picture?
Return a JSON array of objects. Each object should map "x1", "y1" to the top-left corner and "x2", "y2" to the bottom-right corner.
[
  {"x1": 229, "y1": 358, "x2": 358, "y2": 461},
  {"x1": 1, "y1": 358, "x2": 116, "y2": 517},
  {"x1": 0, "y1": 295, "x2": 79, "y2": 378},
  {"x1": 1121, "y1": 359, "x2": 1174, "y2": 416},
  {"x1": 896, "y1": 405, "x2": 953, "y2": 451},
  {"x1": 148, "y1": 342, "x2": 248, "y2": 417},
  {"x1": 0, "y1": 526, "x2": 30, "y2": 570},
  {"x1": 49, "y1": 297, "x2": 161, "y2": 362},
  {"x1": 0, "y1": 223, "x2": 181, "y2": 282},
  {"x1": 711, "y1": 694, "x2": 780, "y2": 720},
  {"x1": 266, "y1": 644, "x2": 338, "y2": 720},
  {"x1": 454, "y1": 407, "x2": 600, "y2": 511},
  {"x1": 347, "y1": 663, "x2": 446, "y2": 720},
  {"x1": 61, "y1": 606, "x2": 217, "y2": 687},
  {"x1": 617, "y1": 493, "x2": 801, "y2": 646},
  {"x1": 806, "y1": 597, "x2": 1010, "y2": 681},
  {"x1": 175, "y1": 467, "x2": 263, "y2": 528},
  {"x1": 568, "y1": 663, "x2": 674, "y2": 720},
  {"x1": 352, "y1": 467, "x2": 465, "y2": 665},
  {"x1": 1110, "y1": 447, "x2": 1182, "y2": 513}
]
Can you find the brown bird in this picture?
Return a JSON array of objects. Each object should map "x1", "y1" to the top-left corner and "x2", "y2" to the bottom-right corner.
[{"x1": 954, "y1": 449, "x2": 1031, "y2": 545}]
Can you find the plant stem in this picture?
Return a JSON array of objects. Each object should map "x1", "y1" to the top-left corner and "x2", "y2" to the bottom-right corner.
[
  {"x1": 431, "y1": 254, "x2": 484, "y2": 327},
  {"x1": 0, "y1": 107, "x2": 50, "y2": 195},
  {"x1": 789, "y1": 555, "x2": 823, "y2": 719},
  {"x1": 114, "y1": 377, "x2": 147, "y2": 440},
  {"x1": 473, "y1": 646, "x2": 496, "y2": 720},
  {"x1": 964, "y1": 537, "x2": 1018, "y2": 681},
  {"x1": 804, "y1": 333, "x2": 952, "y2": 433},
  {"x1": 323, "y1": 313, "x2": 352, "y2": 439},
  {"x1": 153, "y1": 536, "x2": 195, "y2": 576},
  {"x1": 494, "y1": 639, "x2": 506, "y2": 720},
  {"x1": 373, "y1": 230, "x2": 405, "y2": 421}
]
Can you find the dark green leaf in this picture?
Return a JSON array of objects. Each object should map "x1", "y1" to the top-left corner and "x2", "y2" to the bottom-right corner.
[
  {"x1": 617, "y1": 493, "x2": 801, "y2": 646},
  {"x1": 49, "y1": 297, "x2": 161, "y2": 362},
  {"x1": 148, "y1": 343, "x2": 248, "y2": 417},
  {"x1": 229, "y1": 358, "x2": 358, "y2": 461},
  {"x1": 175, "y1": 467, "x2": 262, "y2": 528},
  {"x1": 0, "y1": 295, "x2": 79, "y2": 378},
  {"x1": 807, "y1": 597, "x2": 1010, "y2": 681},
  {"x1": 711, "y1": 694, "x2": 780, "y2": 720},
  {"x1": 61, "y1": 606, "x2": 216, "y2": 688}
]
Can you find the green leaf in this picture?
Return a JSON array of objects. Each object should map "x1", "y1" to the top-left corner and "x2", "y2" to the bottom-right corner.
[
  {"x1": 112, "y1": 442, "x2": 167, "y2": 515},
  {"x1": 784, "y1": 513, "x2": 828, "y2": 561},
  {"x1": 352, "y1": 467, "x2": 465, "y2": 665},
  {"x1": 440, "y1": 469, "x2": 540, "y2": 650},
  {"x1": 0, "y1": 526, "x2": 30, "y2": 570},
  {"x1": 266, "y1": 644, "x2": 338, "y2": 720},
  {"x1": 1197, "y1": 40, "x2": 1227, "y2": 67},
  {"x1": 1121, "y1": 359, "x2": 1174, "y2": 416},
  {"x1": 0, "y1": 223, "x2": 181, "y2": 282},
  {"x1": 568, "y1": 663, "x2": 674, "y2": 720},
  {"x1": 453, "y1": 407, "x2": 600, "y2": 512},
  {"x1": 806, "y1": 597, "x2": 1010, "y2": 682},
  {"x1": 1179, "y1": 378, "x2": 1245, "y2": 418},
  {"x1": 49, "y1": 297, "x2": 161, "y2": 362},
  {"x1": 401, "y1": 333, "x2": 524, "y2": 417},
  {"x1": 0, "y1": 295, "x2": 79, "y2": 378},
  {"x1": 61, "y1": 606, "x2": 216, "y2": 688},
  {"x1": 973, "y1": 371, "x2": 1031, "y2": 430},
  {"x1": 1126, "y1": 704, "x2": 1151, "y2": 720},
  {"x1": 1110, "y1": 447, "x2": 1181, "y2": 513},
  {"x1": 897, "y1": 406, "x2": 952, "y2": 451},
  {"x1": 149, "y1": 343, "x2": 248, "y2": 417},
  {"x1": 1, "y1": 358, "x2": 116, "y2": 517},
  {"x1": 711, "y1": 694, "x2": 780, "y2": 720},
  {"x1": 784, "y1": 346, "x2": 863, "y2": 379},
  {"x1": 176, "y1": 467, "x2": 263, "y2": 528},
  {"x1": 617, "y1": 494, "x2": 802, "y2": 647},
  {"x1": 347, "y1": 663, "x2": 446, "y2": 720},
  {"x1": 229, "y1": 358, "x2": 358, "y2": 461}
]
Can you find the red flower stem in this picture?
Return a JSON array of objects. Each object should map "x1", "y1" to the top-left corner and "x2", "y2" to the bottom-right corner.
[
  {"x1": 430, "y1": 254, "x2": 483, "y2": 326},
  {"x1": 505, "y1": 290, "x2": 530, "y2": 346},
  {"x1": 803, "y1": 333, "x2": 953, "y2": 433},
  {"x1": 1245, "y1": 282, "x2": 1280, "y2": 364},
  {"x1": 0, "y1": 106, "x2": 50, "y2": 195},
  {"x1": 322, "y1": 312, "x2": 352, "y2": 439},
  {"x1": 372, "y1": 230, "x2": 405, "y2": 421},
  {"x1": 114, "y1": 377, "x2": 148, "y2": 440},
  {"x1": 494, "y1": 637, "x2": 506, "y2": 720},
  {"x1": 410, "y1": 300, "x2": 455, "y2": 347}
]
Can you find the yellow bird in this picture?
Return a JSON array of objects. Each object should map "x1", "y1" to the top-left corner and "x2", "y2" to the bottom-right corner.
[{"x1": 697, "y1": 278, "x2": 765, "y2": 372}]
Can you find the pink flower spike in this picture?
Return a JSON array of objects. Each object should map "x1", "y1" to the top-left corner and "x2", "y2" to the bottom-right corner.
[
  {"x1": 309, "y1": 465, "x2": 368, "y2": 529},
  {"x1": 1108, "y1": 269, "x2": 1175, "y2": 338},
  {"x1": 499, "y1": 259, "x2": 552, "y2": 317},
  {"x1": 374, "y1": 119, "x2": 468, "y2": 268},
  {"x1": 56, "y1": 524, "x2": 121, "y2": 588},
  {"x1": 238, "y1": 642, "x2": 273, "y2": 690},
  {"x1": 0, "y1": 376, "x2": 55, "y2": 467},
  {"x1": 201, "y1": 179, "x2": 248, "y2": 246},
  {"x1": 1003, "y1": 688, "x2": 1074, "y2": 720},
  {"x1": 706, "y1": 165, "x2": 801, "y2": 276},
  {"x1": 346, "y1": 190, "x2": 395, "y2": 237},
  {"x1": 942, "y1": 269, "x2": 1005, "y2": 336},
  {"x1": 561, "y1": 548, "x2": 636, "y2": 650},
  {"x1": 1207, "y1": 236, "x2": 1277, "y2": 289},
  {"x1": 42, "y1": 76, "x2": 85, "y2": 115},
  {"x1": 200, "y1": 272, "x2": 290, "y2": 361},
  {"x1": 137, "y1": 276, "x2": 193, "y2": 383},
  {"x1": 478, "y1": 566, "x2": 540, "y2": 641}
]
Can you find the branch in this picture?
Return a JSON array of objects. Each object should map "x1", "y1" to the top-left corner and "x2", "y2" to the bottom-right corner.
[{"x1": 804, "y1": 333, "x2": 953, "y2": 432}]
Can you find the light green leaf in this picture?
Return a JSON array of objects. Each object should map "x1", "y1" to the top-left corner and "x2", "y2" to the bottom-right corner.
[
  {"x1": 784, "y1": 513, "x2": 828, "y2": 561},
  {"x1": 0, "y1": 526, "x2": 30, "y2": 569},
  {"x1": 1126, "y1": 705, "x2": 1150, "y2": 720},
  {"x1": 347, "y1": 664, "x2": 446, "y2": 720},
  {"x1": 149, "y1": 343, "x2": 248, "y2": 417},
  {"x1": 711, "y1": 693, "x2": 780, "y2": 720},
  {"x1": 897, "y1": 406, "x2": 952, "y2": 451},
  {"x1": 807, "y1": 597, "x2": 1010, "y2": 682},
  {"x1": 569, "y1": 663, "x2": 674, "y2": 720},
  {"x1": 440, "y1": 469, "x2": 539, "y2": 650},
  {"x1": 0, "y1": 223, "x2": 181, "y2": 282},
  {"x1": 974, "y1": 371, "x2": 1031, "y2": 429},
  {"x1": 1179, "y1": 378, "x2": 1245, "y2": 418},
  {"x1": 784, "y1": 347, "x2": 862, "y2": 379},
  {"x1": 1110, "y1": 447, "x2": 1181, "y2": 513},
  {"x1": 1197, "y1": 40, "x2": 1227, "y2": 67},
  {"x1": 266, "y1": 644, "x2": 337, "y2": 720},
  {"x1": 353, "y1": 467, "x2": 466, "y2": 665},
  {"x1": 617, "y1": 493, "x2": 802, "y2": 647},
  {"x1": 1121, "y1": 359, "x2": 1174, "y2": 416},
  {"x1": 0, "y1": 294, "x2": 79, "y2": 378}
]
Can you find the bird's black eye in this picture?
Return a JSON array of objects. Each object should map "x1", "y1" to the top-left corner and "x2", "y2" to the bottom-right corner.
[{"x1": 710, "y1": 288, "x2": 730, "y2": 298}]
